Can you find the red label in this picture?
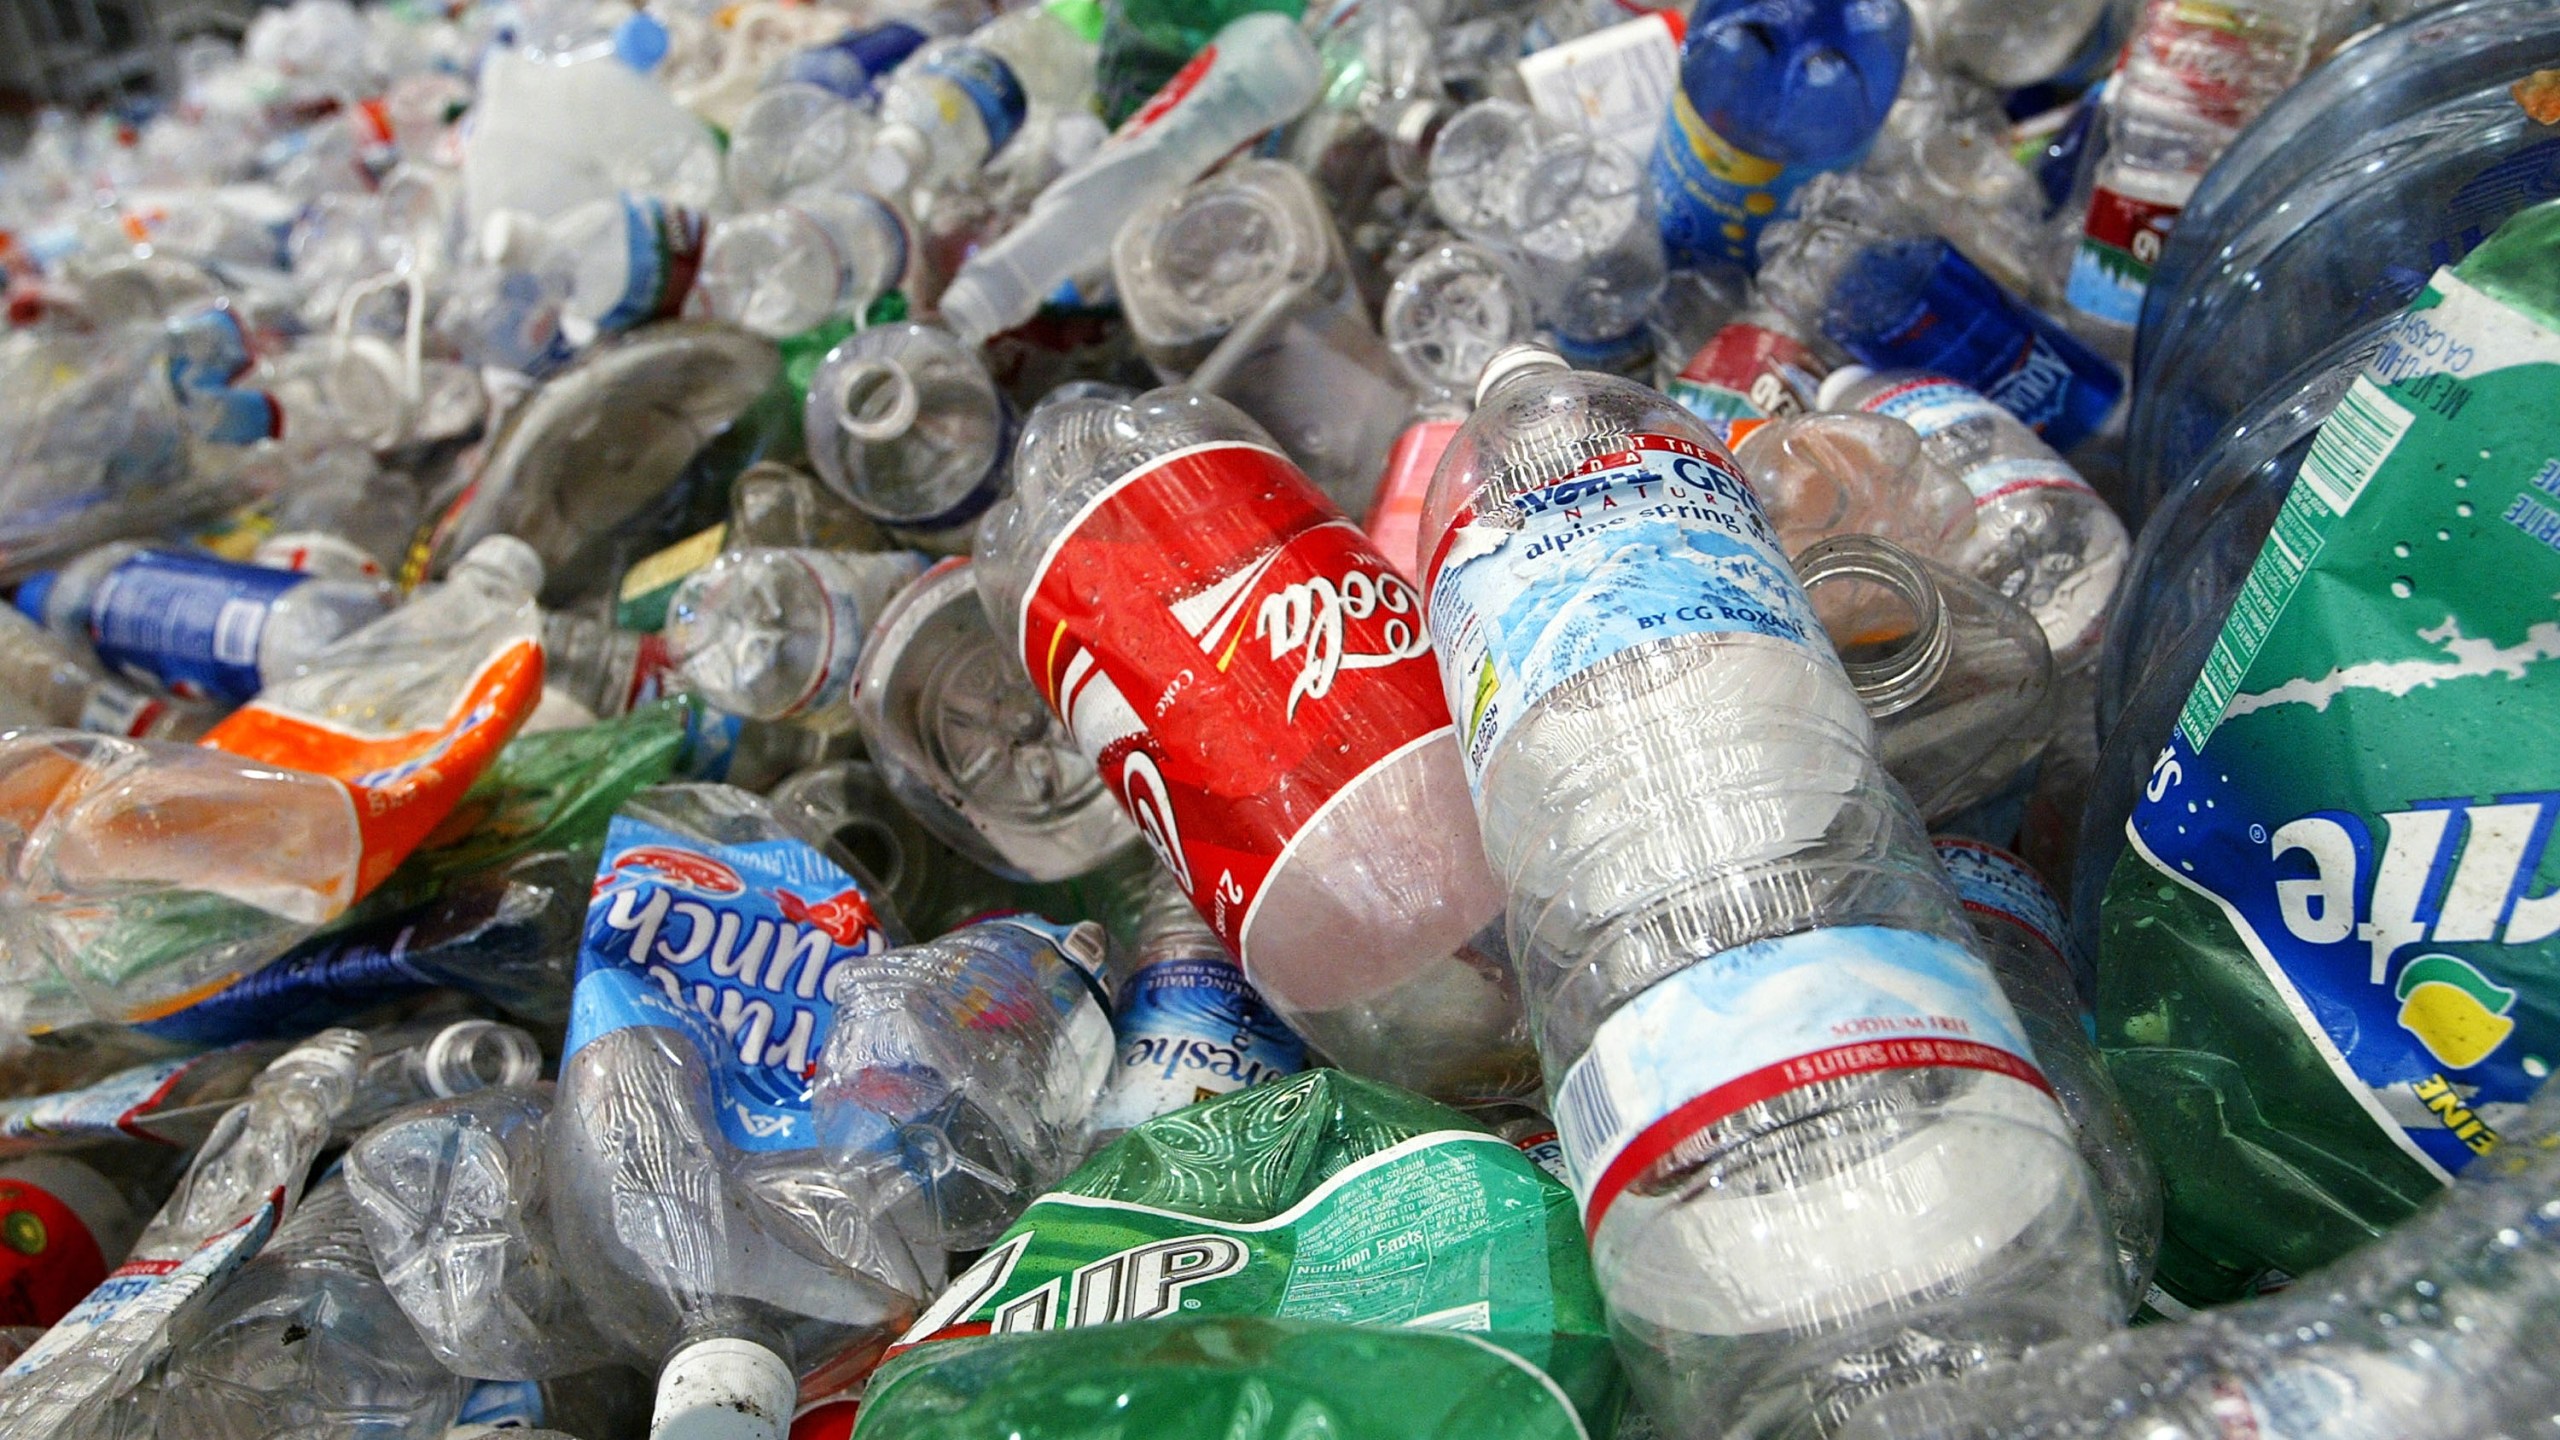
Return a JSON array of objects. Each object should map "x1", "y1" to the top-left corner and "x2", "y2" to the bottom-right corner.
[
  {"x1": 1116, "y1": 44, "x2": 1218, "y2": 139},
  {"x1": 1584, "y1": 1038, "x2": 2051, "y2": 1239},
  {"x1": 1361, "y1": 418, "x2": 1460, "y2": 585},
  {"x1": 1020, "y1": 442, "x2": 1447, "y2": 966},
  {"x1": 0, "y1": 1179, "x2": 106, "y2": 1327},
  {"x1": 2080, "y1": 185, "x2": 2182, "y2": 269}
]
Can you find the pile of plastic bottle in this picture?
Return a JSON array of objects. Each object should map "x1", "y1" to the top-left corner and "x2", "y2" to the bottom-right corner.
[{"x1": 0, "y1": 0, "x2": 2555, "y2": 1431}]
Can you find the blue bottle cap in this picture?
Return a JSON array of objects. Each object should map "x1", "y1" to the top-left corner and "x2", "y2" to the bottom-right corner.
[
  {"x1": 14, "y1": 570, "x2": 57, "y2": 624},
  {"x1": 613, "y1": 12, "x2": 670, "y2": 73}
]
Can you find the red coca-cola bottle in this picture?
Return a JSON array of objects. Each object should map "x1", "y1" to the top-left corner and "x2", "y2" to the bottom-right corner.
[{"x1": 974, "y1": 386, "x2": 1529, "y2": 1101}]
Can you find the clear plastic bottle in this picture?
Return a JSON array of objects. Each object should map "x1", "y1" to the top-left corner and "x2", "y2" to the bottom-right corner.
[
  {"x1": 1090, "y1": 873, "x2": 1307, "y2": 1144},
  {"x1": 542, "y1": 609, "x2": 682, "y2": 722},
  {"x1": 851, "y1": 556, "x2": 1142, "y2": 883},
  {"x1": 550, "y1": 787, "x2": 933, "y2": 1440},
  {"x1": 1796, "y1": 535, "x2": 2055, "y2": 828},
  {"x1": 0, "y1": 606, "x2": 212, "y2": 741},
  {"x1": 346, "y1": 1083, "x2": 618, "y2": 1382},
  {"x1": 333, "y1": 1018, "x2": 545, "y2": 1138},
  {"x1": 936, "y1": 10, "x2": 1324, "y2": 343},
  {"x1": 811, "y1": 914, "x2": 1115, "y2": 1251},
  {"x1": 722, "y1": 82, "x2": 885, "y2": 211},
  {"x1": 1418, "y1": 345, "x2": 2114, "y2": 1435},
  {"x1": 698, "y1": 191, "x2": 919, "y2": 341},
  {"x1": 1757, "y1": 182, "x2": 2123, "y2": 453},
  {"x1": 1817, "y1": 368, "x2": 2129, "y2": 673},
  {"x1": 663, "y1": 547, "x2": 929, "y2": 731},
  {"x1": 545, "y1": 192, "x2": 708, "y2": 346},
  {"x1": 1662, "y1": 301, "x2": 1830, "y2": 444},
  {"x1": 1931, "y1": 837, "x2": 2160, "y2": 1313},
  {"x1": 1114, "y1": 158, "x2": 1412, "y2": 513},
  {"x1": 972, "y1": 384, "x2": 1524, "y2": 1101},
  {"x1": 0, "y1": 1031, "x2": 367, "y2": 1440},
  {"x1": 17, "y1": 543, "x2": 392, "y2": 703},
  {"x1": 1429, "y1": 100, "x2": 1669, "y2": 361},
  {"x1": 802, "y1": 323, "x2": 1010, "y2": 551},
  {"x1": 2057, "y1": 0, "x2": 2336, "y2": 361},
  {"x1": 869, "y1": 3, "x2": 1097, "y2": 204},
  {"x1": 1839, "y1": 1087, "x2": 2560, "y2": 1440},
  {"x1": 1368, "y1": 238, "x2": 1536, "y2": 578},
  {"x1": 1729, "y1": 410, "x2": 1976, "y2": 567},
  {"x1": 159, "y1": 1173, "x2": 466, "y2": 1440}
]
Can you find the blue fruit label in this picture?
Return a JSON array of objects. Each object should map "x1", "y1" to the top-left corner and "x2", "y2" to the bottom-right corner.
[
  {"x1": 1424, "y1": 431, "x2": 1824, "y2": 791},
  {"x1": 569, "y1": 815, "x2": 895, "y2": 1152},
  {"x1": 1091, "y1": 957, "x2": 1306, "y2": 1132},
  {"x1": 85, "y1": 549, "x2": 308, "y2": 701},
  {"x1": 1650, "y1": 90, "x2": 1843, "y2": 271}
]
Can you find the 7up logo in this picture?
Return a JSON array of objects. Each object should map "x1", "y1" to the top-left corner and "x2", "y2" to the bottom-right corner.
[
  {"x1": 894, "y1": 1227, "x2": 1252, "y2": 1349},
  {"x1": 2264, "y1": 793, "x2": 2560, "y2": 982}
]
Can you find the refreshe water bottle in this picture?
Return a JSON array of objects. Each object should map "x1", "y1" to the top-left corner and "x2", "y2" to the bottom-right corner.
[
  {"x1": 1649, "y1": 0, "x2": 1911, "y2": 270},
  {"x1": 1418, "y1": 344, "x2": 2115, "y2": 1435},
  {"x1": 973, "y1": 384, "x2": 1525, "y2": 1101},
  {"x1": 1090, "y1": 873, "x2": 1306, "y2": 1144}
]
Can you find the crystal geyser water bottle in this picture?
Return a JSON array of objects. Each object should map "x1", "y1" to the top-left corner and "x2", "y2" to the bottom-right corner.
[{"x1": 1418, "y1": 344, "x2": 2116, "y2": 1434}]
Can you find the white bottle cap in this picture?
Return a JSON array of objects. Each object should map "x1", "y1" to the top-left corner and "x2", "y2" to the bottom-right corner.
[
  {"x1": 1815, "y1": 364, "x2": 1874, "y2": 411},
  {"x1": 652, "y1": 1338, "x2": 795, "y2": 1440},
  {"x1": 1474, "y1": 342, "x2": 1569, "y2": 407},
  {"x1": 457, "y1": 534, "x2": 547, "y2": 597}
]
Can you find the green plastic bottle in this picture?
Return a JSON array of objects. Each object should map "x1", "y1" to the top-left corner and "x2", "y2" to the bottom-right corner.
[
  {"x1": 854, "y1": 1069, "x2": 1622, "y2": 1438},
  {"x1": 1095, "y1": 0, "x2": 1305, "y2": 123},
  {"x1": 2094, "y1": 199, "x2": 2560, "y2": 1310}
]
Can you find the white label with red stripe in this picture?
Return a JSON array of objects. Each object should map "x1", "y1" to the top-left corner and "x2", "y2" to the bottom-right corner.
[
  {"x1": 1852, "y1": 376, "x2": 2094, "y2": 505},
  {"x1": 1552, "y1": 924, "x2": 2048, "y2": 1234}
]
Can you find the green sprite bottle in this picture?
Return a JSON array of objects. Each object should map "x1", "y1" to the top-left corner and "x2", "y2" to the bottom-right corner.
[{"x1": 2095, "y1": 199, "x2": 2560, "y2": 1310}]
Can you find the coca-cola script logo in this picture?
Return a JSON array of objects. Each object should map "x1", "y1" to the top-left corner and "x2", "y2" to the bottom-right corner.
[
  {"x1": 599, "y1": 845, "x2": 745, "y2": 897},
  {"x1": 1116, "y1": 749, "x2": 1192, "y2": 893},
  {"x1": 1255, "y1": 558, "x2": 1432, "y2": 723}
]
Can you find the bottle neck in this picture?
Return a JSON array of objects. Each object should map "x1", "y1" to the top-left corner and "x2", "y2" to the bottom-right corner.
[{"x1": 1794, "y1": 534, "x2": 1950, "y2": 717}]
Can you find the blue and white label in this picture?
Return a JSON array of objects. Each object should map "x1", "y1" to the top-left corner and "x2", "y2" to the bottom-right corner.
[
  {"x1": 1424, "y1": 432, "x2": 1822, "y2": 790},
  {"x1": 1649, "y1": 90, "x2": 1844, "y2": 271},
  {"x1": 919, "y1": 46, "x2": 1029, "y2": 156},
  {"x1": 1091, "y1": 956, "x2": 1306, "y2": 1133},
  {"x1": 1551, "y1": 925, "x2": 2048, "y2": 1228},
  {"x1": 85, "y1": 549, "x2": 308, "y2": 701},
  {"x1": 1934, "y1": 837, "x2": 2072, "y2": 965},
  {"x1": 1853, "y1": 376, "x2": 2094, "y2": 504},
  {"x1": 568, "y1": 815, "x2": 894, "y2": 1152}
]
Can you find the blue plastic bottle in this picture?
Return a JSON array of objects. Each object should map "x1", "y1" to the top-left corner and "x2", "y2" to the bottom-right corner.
[
  {"x1": 1822, "y1": 237, "x2": 2122, "y2": 450},
  {"x1": 1650, "y1": 0, "x2": 1911, "y2": 271}
]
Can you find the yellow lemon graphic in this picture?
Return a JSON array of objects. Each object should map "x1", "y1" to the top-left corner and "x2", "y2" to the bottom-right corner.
[{"x1": 2394, "y1": 955, "x2": 2518, "y2": 1071}]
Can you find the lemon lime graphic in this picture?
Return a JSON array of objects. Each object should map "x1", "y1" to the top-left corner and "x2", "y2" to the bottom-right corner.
[
  {"x1": 2394, "y1": 954, "x2": 2518, "y2": 1070},
  {"x1": 1467, "y1": 657, "x2": 1498, "y2": 742}
]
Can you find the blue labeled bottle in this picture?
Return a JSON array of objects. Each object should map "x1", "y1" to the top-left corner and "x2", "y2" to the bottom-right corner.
[{"x1": 1650, "y1": 0, "x2": 1911, "y2": 271}]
